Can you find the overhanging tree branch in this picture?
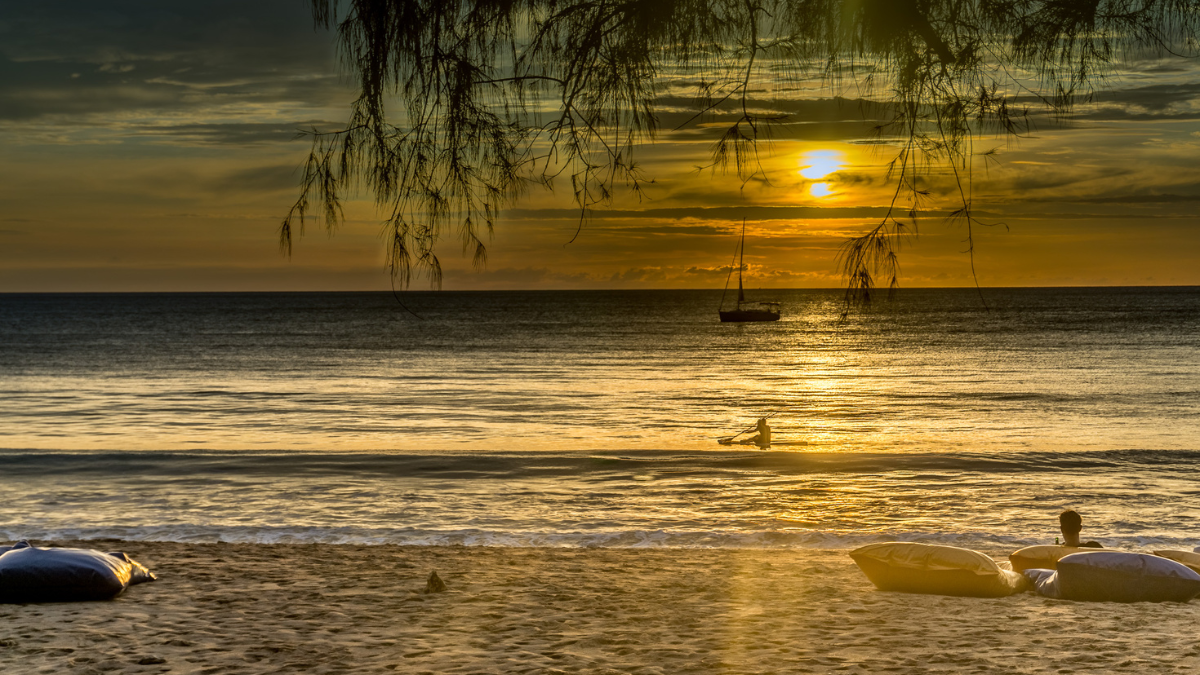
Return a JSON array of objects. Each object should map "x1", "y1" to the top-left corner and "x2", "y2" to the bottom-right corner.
[{"x1": 284, "y1": 0, "x2": 1200, "y2": 302}]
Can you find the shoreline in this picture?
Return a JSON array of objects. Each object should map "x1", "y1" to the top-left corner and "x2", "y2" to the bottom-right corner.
[{"x1": 4, "y1": 543, "x2": 1200, "y2": 673}]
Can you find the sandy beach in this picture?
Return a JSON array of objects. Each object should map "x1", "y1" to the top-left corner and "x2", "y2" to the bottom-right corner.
[{"x1": 2, "y1": 543, "x2": 1199, "y2": 674}]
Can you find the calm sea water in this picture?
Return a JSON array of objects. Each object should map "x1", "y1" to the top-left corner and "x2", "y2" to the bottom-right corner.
[{"x1": 1, "y1": 288, "x2": 1198, "y2": 549}]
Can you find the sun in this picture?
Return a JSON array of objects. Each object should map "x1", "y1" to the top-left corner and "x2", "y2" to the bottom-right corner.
[
  {"x1": 799, "y1": 150, "x2": 843, "y2": 180},
  {"x1": 809, "y1": 182, "x2": 833, "y2": 198}
]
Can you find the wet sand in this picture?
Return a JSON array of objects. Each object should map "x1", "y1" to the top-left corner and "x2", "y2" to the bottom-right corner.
[{"x1": 3, "y1": 543, "x2": 1200, "y2": 673}]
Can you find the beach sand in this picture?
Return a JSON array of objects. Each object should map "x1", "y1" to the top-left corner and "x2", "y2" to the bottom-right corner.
[{"x1": 3, "y1": 543, "x2": 1199, "y2": 674}]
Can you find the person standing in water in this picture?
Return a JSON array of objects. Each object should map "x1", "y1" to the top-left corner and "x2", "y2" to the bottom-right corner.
[{"x1": 1059, "y1": 509, "x2": 1103, "y2": 548}]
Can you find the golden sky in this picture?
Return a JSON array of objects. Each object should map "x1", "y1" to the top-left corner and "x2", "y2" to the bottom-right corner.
[{"x1": 2, "y1": 2, "x2": 1199, "y2": 292}]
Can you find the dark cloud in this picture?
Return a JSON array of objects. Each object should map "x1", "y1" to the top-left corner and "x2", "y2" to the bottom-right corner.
[
  {"x1": 1082, "y1": 193, "x2": 1200, "y2": 203},
  {"x1": 994, "y1": 77, "x2": 1200, "y2": 125},
  {"x1": 1007, "y1": 168, "x2": 1134, "y2": 193},
  {"x1": 831, "y1": 172, "x2": 880, "y2": 186},
  {"x1": 607, "y1": 267, "x2": 664, "y2": 283},
  {"x1": 504, "y1": 205, "x2": 900, "y2": 222},
  {"x1": 208, "y1": 164, "x2": 301, "y2": 194},
  {"x1": 1132, "y1": 62, "x2": 1192, "y2": 75},
  {"x1": 655, "y1": 79, "x2": 1197, "y2": 137},
  {"x1": 146, "y1": 121, "x2": 344, "y2": 145},
  {"x1": 1073, "y1": 108, "x2": 1200, "y2": 122},
  {"x1": 1035, "y1": 192, "x2": 1200, "y2": 205},
  {"x1": 460, "y1": 267, "x2": 552, "y2": 284},
  {"x1": 652, "y1": 94, "x2": 890, "y2": 142},
  {"x1": 0, "y1": 57, "x2": 184, "y2": 119},
  {"x1": 683, "y1": 265, "x2": 728, "y2": 275},
  {"x1": 0, "y1": 2, "x2": 333, "y2": 72},
  {"x1": 592, "y1": 224, "x2": 730, "y2": 236},
  {"x1": 4, "y1": 3, "x2": 1198, "y2": 149},
  {"x1": 1092, "y1": 83, "x2": 1200, "y2": 112},
  {"x1": 655, "y1": 94, "x2": 890, "y2": 121},
  {"x1": 0, "y1": 1, "x2": 343, "y2": 126},
  {"x1": 453, "y1": 267, "x2": 599, "y2": 286}
]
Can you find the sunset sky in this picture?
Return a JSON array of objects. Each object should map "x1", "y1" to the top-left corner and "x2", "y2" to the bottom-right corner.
[{"x1": 3, "y1": 1, "x2": 1199, "y2": 292}]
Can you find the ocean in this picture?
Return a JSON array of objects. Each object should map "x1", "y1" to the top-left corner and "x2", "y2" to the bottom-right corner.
[{"x1": 1, "y1": 288, "x2": 1197, "y2": 550}]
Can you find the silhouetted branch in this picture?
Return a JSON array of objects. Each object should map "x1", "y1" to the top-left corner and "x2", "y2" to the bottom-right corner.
[{"x1": 287, "y1": 0, "x2": 1200, "y2": 297}]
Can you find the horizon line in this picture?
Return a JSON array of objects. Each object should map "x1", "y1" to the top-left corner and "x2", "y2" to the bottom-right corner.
[{"x1": 2, "y1": 285, "x2": 1197, "y2": 295}]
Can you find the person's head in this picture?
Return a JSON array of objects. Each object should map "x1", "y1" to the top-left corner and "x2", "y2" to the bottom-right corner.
[
  {"x1": 1059, "y1": 510, "x2": 1083, "y2": 537},
  {"x1": 756, "y1": 418, "x2": 769, "y2": 431}
]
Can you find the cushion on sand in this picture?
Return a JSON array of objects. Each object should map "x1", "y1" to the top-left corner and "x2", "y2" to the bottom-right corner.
[
  {"x1": 1023, "y1": 567, "x2": 1061, "y2": 598},
  {"x1": 1025, "y1": 551, "x2": 1200, "y2": 603},
  {"x1": 850, "y1": 542, "x2": 1028, "y2": 598},
  {"x1": 0, "y1": 541, "x2": 157, "y2": 603},
  {"x1": 1009, "y1": 545, "x2": 1097, "y2": 572},
  {"x1": 1151, "y1": 550, "x2": 1200, "y2": 574},
  {"x1": 104, "y1": 551, "x2": 157, "y2": 586}
]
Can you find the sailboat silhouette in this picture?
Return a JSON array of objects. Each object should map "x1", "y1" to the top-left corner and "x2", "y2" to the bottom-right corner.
[{"x1": 718, "y1": 221, "x2": 781, "y2": 322}]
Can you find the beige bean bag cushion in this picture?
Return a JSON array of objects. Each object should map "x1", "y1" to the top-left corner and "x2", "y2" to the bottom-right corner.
[
  {"x1": 1151, "y1": 549, "x2": 1200, "y2": 574},
  {"x1": 1010, "y1": 545, "x2": 1096, "y2": 572},
  {"x1": 850, "y1": 542, "x2": 1028, "y2": 598}
]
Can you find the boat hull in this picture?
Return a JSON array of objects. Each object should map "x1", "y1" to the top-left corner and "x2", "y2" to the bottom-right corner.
[{"x1": 719, "y1": 309, "x2": 780, "y2": 322}]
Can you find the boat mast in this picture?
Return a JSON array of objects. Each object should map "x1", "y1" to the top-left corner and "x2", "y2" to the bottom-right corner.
[{"x1": 737, "y1": 220, "x2": 746, "y2": 307}]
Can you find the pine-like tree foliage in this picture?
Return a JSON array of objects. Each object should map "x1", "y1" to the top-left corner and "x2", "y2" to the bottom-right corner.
[{"x1": 282, "y1": 0, "x2": 1200, "y2": 303}]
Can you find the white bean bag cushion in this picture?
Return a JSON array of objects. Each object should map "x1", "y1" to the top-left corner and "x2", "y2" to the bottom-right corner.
[
  {"x1": 1023, "y1": 567, "x2": 1060, "y2": 597},
  {"x1": 1151, "y1": 550, "x2": 1200, "y2": 574},
  {"x1": 850, "y1": 542, "x2": 1028, "y2": 597},
  {"x1": 0, "y1": 542, "x2": 157, "y2": 603},
  {"x1": 1025, "y1": 551, "x2": 1200, "y2": 603}
]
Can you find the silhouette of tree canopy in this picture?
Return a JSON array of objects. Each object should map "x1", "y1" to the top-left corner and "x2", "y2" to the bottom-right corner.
[{"x1": 283, "y1": 0, "x2": 1200, "y2": 302}]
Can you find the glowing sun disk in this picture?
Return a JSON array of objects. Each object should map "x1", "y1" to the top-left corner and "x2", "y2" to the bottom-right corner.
[{"x1": 800, "y1": 150, "x2": 843, "y2": 180}]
